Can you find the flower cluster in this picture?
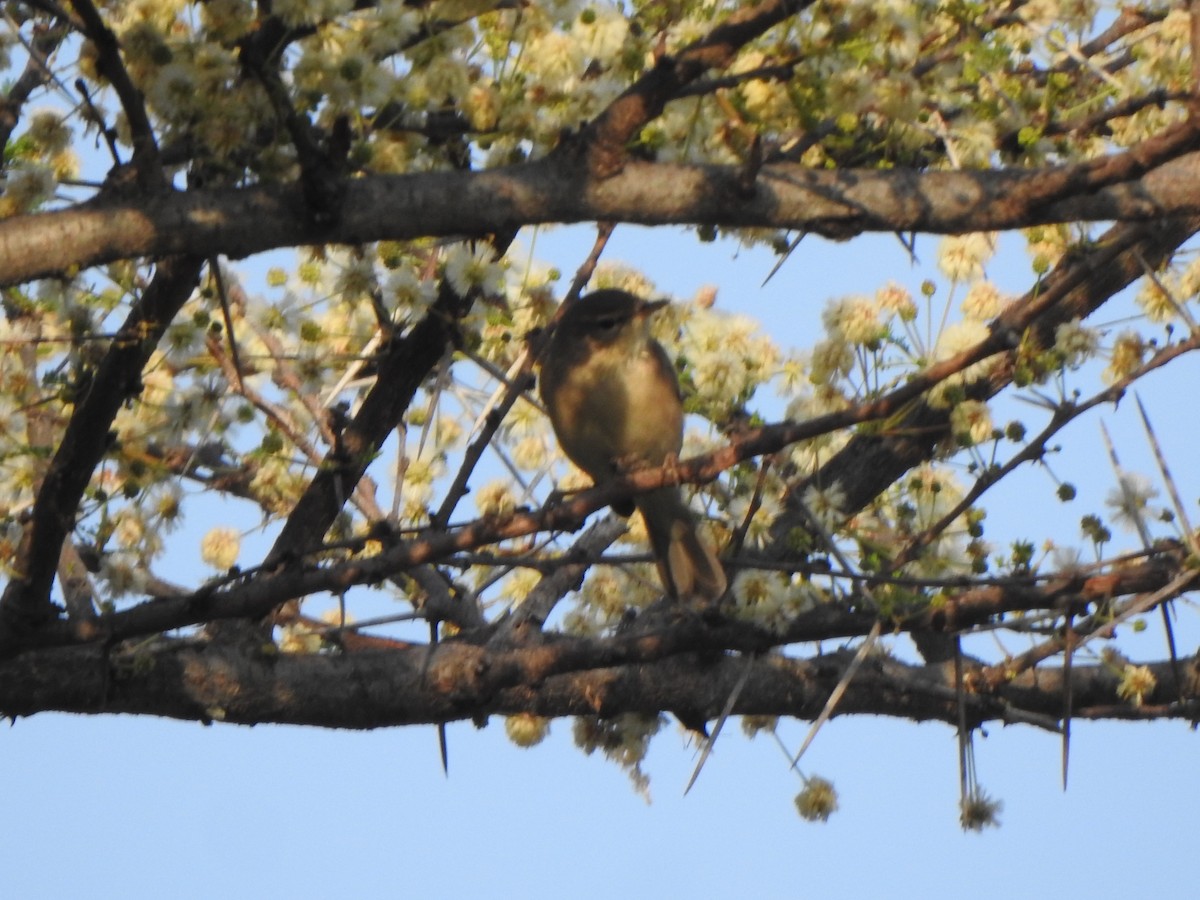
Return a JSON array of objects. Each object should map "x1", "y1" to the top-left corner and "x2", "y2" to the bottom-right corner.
[{"x1": 573, "y1": 713, "x2": 664, "y2": 798}]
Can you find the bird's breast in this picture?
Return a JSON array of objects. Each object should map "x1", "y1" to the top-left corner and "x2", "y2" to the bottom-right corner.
[{"x1": 544, "y1": 344, "x2": 683, "y2": 480}]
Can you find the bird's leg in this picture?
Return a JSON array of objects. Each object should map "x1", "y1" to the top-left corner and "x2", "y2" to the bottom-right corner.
[{"x1": 660, "y1": 451, "x2": 682, "y2": 488}]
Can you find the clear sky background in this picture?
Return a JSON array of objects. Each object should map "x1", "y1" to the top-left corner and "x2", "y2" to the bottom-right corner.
[{"x1": 5, "y1": 224, "x2": 1200, "y2": 898}]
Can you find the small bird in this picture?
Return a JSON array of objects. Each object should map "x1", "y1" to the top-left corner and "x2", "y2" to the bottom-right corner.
[{"x1": 539, "y1": 289, "x2": 727, "y2": 602}]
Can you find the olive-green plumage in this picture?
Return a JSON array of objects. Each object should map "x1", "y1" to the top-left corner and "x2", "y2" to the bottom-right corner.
[{"x1": 539, "y1": 289, "x2": 727, "y2": 602}]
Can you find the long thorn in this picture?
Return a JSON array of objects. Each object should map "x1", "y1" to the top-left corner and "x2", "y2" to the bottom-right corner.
[
  {"x1": 1135, "y1": 393, "x2": 1197, "y2": 551},
  {"x1": 209, "y1": 259, "x2": 244, "y2": 393},
  {"x1": 955, "y1": 638, "x2": 968, "y2": 800},
  {"x1": 684, "y1": 655, "x2": 753, "y2": 795},
  {"x1": 1099, "y1": 421, "x2": 1153, "y2": 547},
  {"x1": 1061, "y1": 614, "x2": 1073, "y2": 791},
  {"x1": 429, "y1": 620, "x2": 449, "y2": 776},
  {"x1": 761, "y1": 233, "x2": 804, "y2": 287},
  {"x1": 791, "y1": 621, "x2": 882, "y2": 769},
  {"x1": 1133, "y1": 394, "x2": 1188, "y2": 693}
]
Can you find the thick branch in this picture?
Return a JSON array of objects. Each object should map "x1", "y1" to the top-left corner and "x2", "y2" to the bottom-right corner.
[
  {"x1": 0, "y1": 255, "x2": 204, "y2": 647},
  {"x1": 11, "y1": 154, "x2": 1200, "y2": 286},
  {"x1": 581, "y1": 0, "x2": 816, "y2": 169},
  {"x1": 775, "y1": 215, "x2": 1200, "y2": 539},
  {"x1": 262, "y1": 291, "x2": 462, "y2": 565},
  {"x1": 2, "y1": 631, "x2": 1195, "y2": 729}
]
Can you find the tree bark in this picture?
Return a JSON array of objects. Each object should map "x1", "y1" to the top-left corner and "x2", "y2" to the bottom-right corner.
[{"x1": 8, "y1": 154, "x2": 1200, "y2": 287}]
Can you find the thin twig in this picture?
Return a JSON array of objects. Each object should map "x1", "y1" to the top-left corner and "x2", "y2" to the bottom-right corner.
[
  {"x1": 69, "y1": 0, "x2": 163, "y2": 187},
  {"x1": 208, "y1": 259, "x2": 244, "y2": 392},
  {"x1": 889, "y1": 334, "x2": 1200, "y2": 573},
  {"x1": 433, "y1": 224, "x2": 615, "y2": 529}
]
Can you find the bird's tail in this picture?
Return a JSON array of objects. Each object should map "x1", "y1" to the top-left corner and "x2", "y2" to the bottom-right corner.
[{"x1": 637, "y1": 488, "x2": 727, "y2": 602}]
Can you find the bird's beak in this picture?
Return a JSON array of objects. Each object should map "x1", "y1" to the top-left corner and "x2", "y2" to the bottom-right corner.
[{"x1": 638, "y1": 299, "x2": 669, "y2": 318}]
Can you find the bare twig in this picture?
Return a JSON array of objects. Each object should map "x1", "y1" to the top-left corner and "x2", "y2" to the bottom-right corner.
[
  {"x1": 0, "y1": 255, "x2": 204, "y2": 650},
  {"x1": 434, "y1": 224, "x2": 615, "y2": 529},
  {"x1": 69, "y1": 0, "x2": 163, "y2": 189},
  {"x1": 888, "y1": 334, "x2": 1200, "y2": 574}
]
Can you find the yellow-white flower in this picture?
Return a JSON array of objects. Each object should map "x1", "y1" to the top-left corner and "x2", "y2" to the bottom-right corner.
[
  {"x1": 200, "y1": 526, "x2": 241, "y2": 570},
  {"x1": 525, "y1": 30, "x2": 584, "y2": 92},
  {"x1": 801, "y1": 482, "x2": 846, "y2": 533},
  {"x1": 810, "y1": 337, "x2": 854, "y2": 385},
  {"x1": 937, "y1": 233, "x2": 996, "y2": 283},
  {"x1": 961, "y1": 281, "x2": 1004, "y2": 320},
  {"x1": 146, "y1": 62, "x2": 200, "y2": 116},
  {"x1": 823, "y1": 295, "x2": 886, "y2": 346},
  {"x1": 1024, "y1": 225, "x2": 1069, "y2": 271},
  {"x1": 365, "y1": 1, "x2": 420, "y2": 54},
  {"x1": 908, "y1": 463, "x2": 966, "y2": 523},
  {"x1": 1135, "y1": 278, "x2": 1179, "y2": 323},
  {"x1": 444, "y1": 244, "x2": 505, "y2": 298},
  {"x1": 475, "y1": 479, "x2": 517, "y2": 519},
  {"x1": 950, "y1": 400, "x2": 993, "y2": 446},
  {"x1": 572, "y1": 4, "x2": 629, "y2": 61},
  {"x1": 273, "y1": 0, "x2": 353, "y2": 27},
  {"x1": 386, "y1": 268, "x2": 437, "y2": 315},
  {"x1": 26, "y1": 109, "x2": 72, "y2": 154},
  {"x1": 505, "y1": 713, "x2": 551, "y2": 747},
  {"x1": 730, "y1": 570, "x2": 793, "y2": 634},
  {"x1": 579, "y1": 568, "x2": 638, "y2": 623},
  {"x1": 876, "y1": 283, "x2": 917, "y2": 321},
  {"x1": 1105, "y1": 471, "x2": 1159, "y2": 532},
  {"x1": 278, "y1": 623, "x2": 323, "y2": 654},
  {"x1": 0, "y1": 164, "x2": 55, "y2": 215},
  {"x1": 512, "y1": 435, "x2": 549, "y2": 471},
  {"x1": 725, "y1": 492, "x2": 783, "y2": 548},
  {"x1": 1102, "y1": 330, "x2": 1147, "y2": 385},
  {"x1": 114, "y1": 511, "x2": 146, "y2": 549},
  {"x1": 927, "y1": 319, "x2": 995, "y2": 406},
  {"x1": 733, "y1": 51, "x2": 787, "y2": 119},
  {"x1": 464, "y1": 81, "x2": 500, "y2": 131},
  {"x1": 333, "y1": 256, "x2": 377, "y2": 301},
  {"x1": 1116, "y1": 663, "x2": 1157, "y2": 706},
  {"x1": 1054, "y1": 318, "x2": 1099, "y2": 367},
  {"x1": 501, "y1": 569, "x2": 540, "y2": 607},
  {"x1": 795, "y1": 777, "x2": 839, "y2": 822}
]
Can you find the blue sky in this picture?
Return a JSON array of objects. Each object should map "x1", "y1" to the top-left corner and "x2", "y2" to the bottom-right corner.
[
  {"x1": 5, "y1": 223, "x2": 1200, "y2": 897},
  {"x1": 6, "y1": 704, "x2": 1198, "y2": 897}
]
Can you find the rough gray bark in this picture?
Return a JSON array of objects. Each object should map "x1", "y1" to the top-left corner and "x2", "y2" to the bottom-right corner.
[{"x1": 8, "y1": 151, "x2": 1200, "y2": 288}]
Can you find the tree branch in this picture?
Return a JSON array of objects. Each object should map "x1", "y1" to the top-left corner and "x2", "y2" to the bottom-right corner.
[
  {"x1": 68, "y1": 0, "x2": 163, "y2": 189},
  {"x1": 773, "y1": 214, "x2": 1200, "y2": 543},
  {"x1": 0, "y1": 16, "x2": 69, "y2": 153},
  {"x1": 10, "y1": 150, "x2": 1200, "y2": 287},
  {"x1": 2, "y1": 626, "x2": 1196, "y2": 729},
  {"x1": 0, "y1": 255, "x2": 204, "y2": 648},
  {"x1": 579, "y1": 0, "x2": 817, "y2": 172}
]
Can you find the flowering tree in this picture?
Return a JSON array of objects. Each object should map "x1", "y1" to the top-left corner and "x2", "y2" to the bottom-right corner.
[{"x1": 3, "y1": 0, "x2": 1200, "y2": 826}]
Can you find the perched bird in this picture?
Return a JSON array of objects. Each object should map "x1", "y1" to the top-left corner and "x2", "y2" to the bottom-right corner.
[{"x1": 539, "y1": 289, "x2": 727, "y2": 602}]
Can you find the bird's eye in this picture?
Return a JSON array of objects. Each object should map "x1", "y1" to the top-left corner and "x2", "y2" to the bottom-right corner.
[{"x1": 593, "y1": 316, "x2": 621, "y2": 333}]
